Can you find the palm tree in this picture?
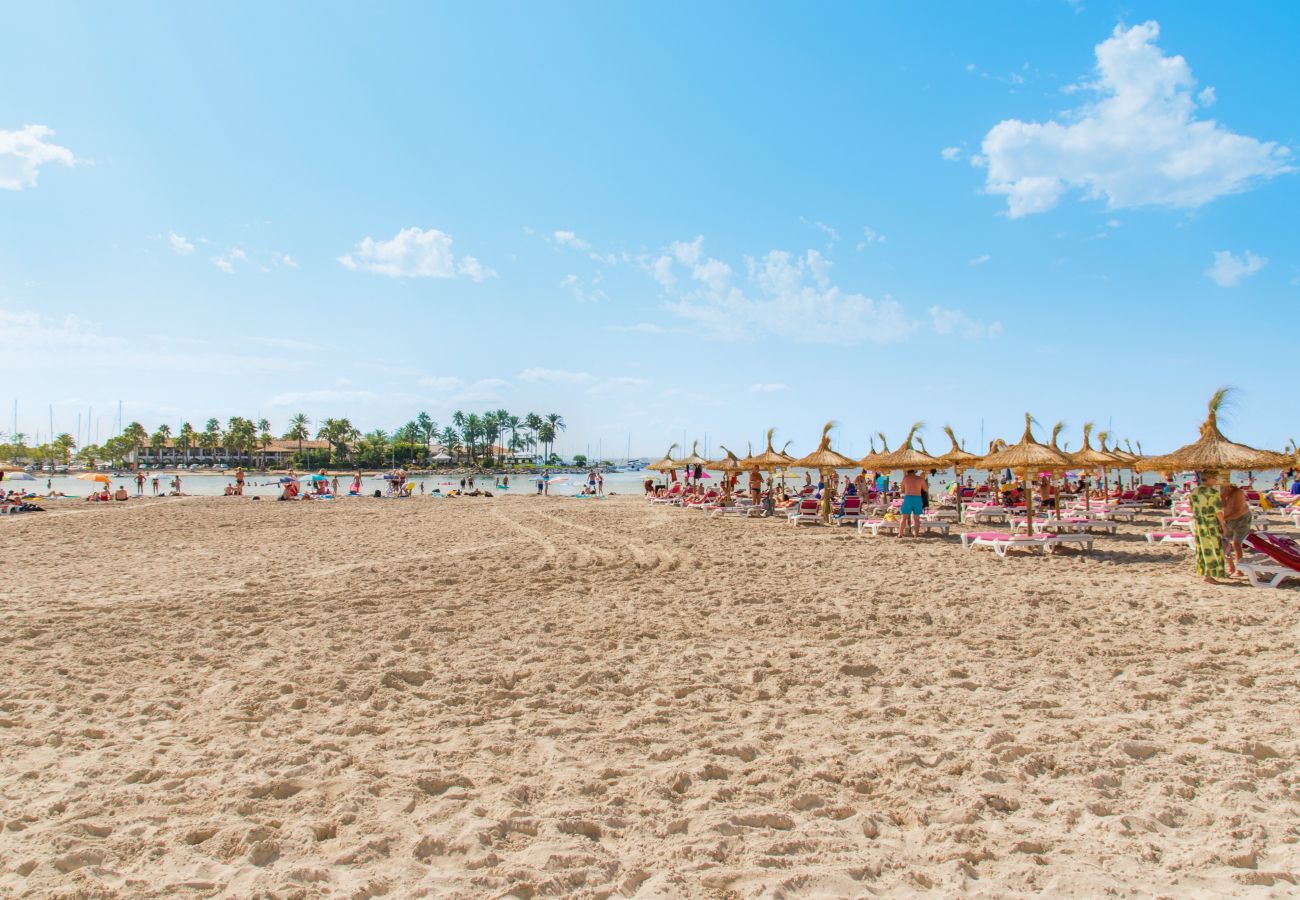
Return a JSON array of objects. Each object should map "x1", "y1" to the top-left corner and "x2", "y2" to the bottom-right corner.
[
  {"x1": 150, "y1": 424, "x2": 172, "y2": 465},
  {"x1": 537, "y1": 422, "x2": 557, "y2": 464},
  {"x1": 284, "y1": 413, "x2": 311, "y2": 467},
  {"x1": 53, "y1": 432, "x2": 76, "y2": 465},
  {"x1": 415, "y1": 412, "x2": 435, "y2": 465},
  {"x1": 257, "y1": 418, "x2": 273, "y2": 469},
  {"x1": 437, "y1": 426, "x2": 461, "y2": 463},
  {"x1": 502, "y1": 414, "x2": 522, "y2": 463},
  {"x1": 317, "y1": 417, "x2": 359, "y2": 465},
  {"x1": 462, "y1": 413, "x2": 482, "y2": 462},
  {"x1": 202, "y1": 418, "x2": 222, "y2": 463},
  {"x1": 544, "y1": 413, "x2": 566, "y2": 461},
  {"x1": 176, "y1": 422, "x2": 195, "y2": 466},
  {"x1": 123, "y1": 421, "x2": 149, "y2": 468}
]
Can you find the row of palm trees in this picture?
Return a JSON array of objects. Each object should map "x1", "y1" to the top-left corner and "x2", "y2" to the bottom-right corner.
[{"x1": 3, "y1": 409, "x2": 570, "y2": 470}]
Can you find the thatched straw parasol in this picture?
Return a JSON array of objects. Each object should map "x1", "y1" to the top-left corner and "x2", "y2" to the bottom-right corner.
[
  {"x1": 741, "y1": 429, "x2": 795, "y2": 470},
  {"x1": 790, "y1": 421, "x2": 858, "y2": 522},
  {"x1": 978, "y1": 414, "x2": 1072, "y2": 536},
  {"x1": 708, "y1": 445, "x2": 743, "y2": 474},
  {"x1": 872, "y1": 422, "x2": 941, "y2": 471},
  {"x1": 937, "y1": 425, "x2": 981, "y2": 522},
  {"x1": 1068, "y1": 423, "x2": 1120, "y2": 511},
  {"x1": 647, "y1": 443, "x2": 679, "y2": 474},
  {"x1": 0, "y1": 463, "x2": 25, "y2": 473},
  {"x1": 708, "y1": 445, "x2": 743, "y2": 499},
  {"x1": 856, "y1": 433, "x2": 891, "y2": 472},
  {"x1": 1136, "y1": 389, "x2": 1289, "y2": 475},
  {"x1": 677, "y1": 441, "x2": 709, "y2": 481}
]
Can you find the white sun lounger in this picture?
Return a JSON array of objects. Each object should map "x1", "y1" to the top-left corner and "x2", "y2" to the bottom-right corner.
[
  {"x1": 857, "y1": 518, "x2": 952, "y2": 537},
  {"x1": 961, "y1": 531, "x2": 1054, "y2": 556},
  {"x1": 1237, "y1": 560, "x2": 1300, "y2": 589},
  {"x1": 1145, "y1": 531, "x2": 1193, "y2": 546},
  {"x1": 788, "y1": 499, "x2": 822, "y2": 526}
]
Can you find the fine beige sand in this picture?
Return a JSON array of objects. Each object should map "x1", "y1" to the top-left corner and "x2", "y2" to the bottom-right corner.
[{"x1": 2, "y1": 495, "x2": 1299, "y2": 897}]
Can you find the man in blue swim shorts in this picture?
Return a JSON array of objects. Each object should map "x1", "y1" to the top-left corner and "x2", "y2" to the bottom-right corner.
[{"x1": 899, "y1": 468, "x2": 925, "y2": 538}]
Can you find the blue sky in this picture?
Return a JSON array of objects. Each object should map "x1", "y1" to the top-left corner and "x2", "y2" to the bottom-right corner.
[{"x1": 3, "y1": 1, "x2": 1297, "y2": 458}]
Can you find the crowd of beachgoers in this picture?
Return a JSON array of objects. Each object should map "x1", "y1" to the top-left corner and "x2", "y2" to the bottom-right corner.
[{"x1": 645, "y1": 462, "x2": 1300, "y2": 589}]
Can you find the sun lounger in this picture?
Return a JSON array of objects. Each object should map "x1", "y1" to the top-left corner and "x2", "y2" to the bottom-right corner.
[
  {"x1": 970, "y1": 508, "x2": 1011, "y2": 525},
  {"x1": 833, "y1": 496, "x2": 865, "y2": 526},
  {"x1": 960, "y1": 531, "x2": 1055, "y2": 556},
  {"x1": 1238, "y1": 533, "x2": 1300, "y2": 589},
  {"x1": 710, "y1": 504, "x2": 756, "y2": 518},
  {"x1": 857, "y1": 518, "x2": 951, "y2": 537},
  {"x1": 787, "y1": 498, "x2": 822, "y2": 526},
  {"x1": 1145, "y1": 531, "x2": 1193, "y2": 546}
]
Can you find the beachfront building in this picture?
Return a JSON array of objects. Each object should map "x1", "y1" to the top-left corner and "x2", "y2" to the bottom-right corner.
[
  {"x1": 132, "y1": 438, "x2": 333, "y2": 468},
  {"x1": 426, "y1": 442, "x2": 533, "y2": 465}
]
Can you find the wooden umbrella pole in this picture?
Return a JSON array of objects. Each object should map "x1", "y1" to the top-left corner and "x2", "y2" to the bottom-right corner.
[
  {"x1": 955, "y1": 465, "x2": 963, "y2": 523},
  {"x1": 1024, "y1": 469, "x2": 1034, "y2": 537}
]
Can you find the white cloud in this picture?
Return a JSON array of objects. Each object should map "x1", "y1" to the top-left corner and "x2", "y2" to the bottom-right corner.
[
  {"x1": 801, "y1": 218, "x2": 840, "y2": 243},
  {"x1": 417, "y1": 376, "x2": 466, "y2": 391},
  {"x1": 212, "y1": 256, "x2": 234, "y2": 273},
  {"x1": 559, "y1": 273, "x2": 607, "y2": 303},
  {"x1": 652, "y1": 238, "x2": 915, "y2": 345},
  {"x1": 272, "y1": 251, "x2": 298, "y2": 268},
  {"x1": 978, "y1": 21, "x2": 1293, "y2": 218},
  {"x1": 855, "y1": 226, "x2": 886, "y2": 252},
  {"x1": 928, "y1": 306, "x2": 1003, "y2": 339},
  {"x1": 338, "y1": 227, "x2": 495, "y2": 281},
  {"x1": 0, "y1": 125, "x2": 75, "y2": 191},
  {"x1": 168, "y1": 232, "x2": 195, "y2": 255},
  {"x1": 1197, "y1": 86, "x2": 1216, "y2": 107},
  {"x1": 211, "y1": 247, "x2": 249, "y2": 273},
  {"x1": 940, "y1": 147, "x2": 963, "y2": 161},
  {"x1": 750, "y1": 383, "x2": 789, "y2": 393},
  {"x1": 670, "y1": 237, "x2": 704, "y2": 267},
  {"x1": 452, "y1": 378, "x2": 513, "y2": 404},
  {"x1": 0, "y1": 307, "x2": 308, "y2": 375},
  {"x1": 518, "y1": 367, "x2": 593, "y2": 384},
  {"x1": 1206, "y1": 250, "x2": 1267, "y2": 287},
  {"x1": 553, "y1": 230, "x2": 590, "y2": 250},
  {"x1": 968, "y1": 254, "x2": 992, "y2": 266},
  {"x1": 648, "y1": 255, "x2": 676, "y2": 288}
]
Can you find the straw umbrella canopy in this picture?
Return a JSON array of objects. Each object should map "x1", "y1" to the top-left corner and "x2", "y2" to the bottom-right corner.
[
  {"x1": 1136, "y1": 389, "x2": 1290, "y2": 475},
  {"x1": 1067, "y1": 423, "x2": 1120, "y2": 511},
  {"x1": 978, "y1": 414, "x2": 1072, "y2": 536},
  {"x1": 856, "y1": 433, "x2": 890, "y2": 474},
  {"x1": 646, "y1": 443, "x2": 679, "y2": 476},
  {"x1": 0, "y1": 463, "x2": 26, "y2": 473},
  {"x1": 679, "y1": 441, "x2": 708, "y2": 466},
  {"x1": 790, "y1": 421, "x2": 858, "y2": 522},
  {"x1": 739, "y1": 429, "x2": 795, "y2": 508},
  {"x1": 1099, "y1": 432, "x2": 1139, "y2": 493},
  {"x1": 872, "y1": 422, "x2": 941, "y2": 471},
  {"x1": 937, "y1": 425, "x2": 981, "y2": 522},
  {"x1": 708, "y1": 445, "x2": 743, "y2": 499}
]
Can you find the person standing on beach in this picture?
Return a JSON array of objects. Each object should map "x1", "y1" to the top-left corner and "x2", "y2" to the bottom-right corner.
[
  {"x1": 135, "y1": 471, "x2": 145, "y2": 496},
  {"x1": 235, "y1": 468, "x2": 245, "y2": 496},
  {"x1": 1189, "y1": 472, "x2": 1227, "y2": 584},
  {"x1": 898, "y1": 469, "x2": 925, "y2": 538},
  {"x1": 1220, "y1": 478, "x2": 1251, "y2": 577},
  {"x1": 151, "y1": 474, "x2": 160, "y2": 496}
]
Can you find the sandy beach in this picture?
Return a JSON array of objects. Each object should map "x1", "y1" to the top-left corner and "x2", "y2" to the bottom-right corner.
[{"x1": 2, "y1": 495, "x2": 1299, "y2": 897}]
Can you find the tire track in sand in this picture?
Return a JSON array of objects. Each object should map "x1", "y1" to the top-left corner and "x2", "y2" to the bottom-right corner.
[{"x1": 527, "y1": 508, "x2": 686, "y2": 572}]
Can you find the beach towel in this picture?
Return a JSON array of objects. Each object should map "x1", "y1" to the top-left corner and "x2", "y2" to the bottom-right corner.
[{"x1": 1188, "y1": 485, "x2": 1226, "y2": 578}]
